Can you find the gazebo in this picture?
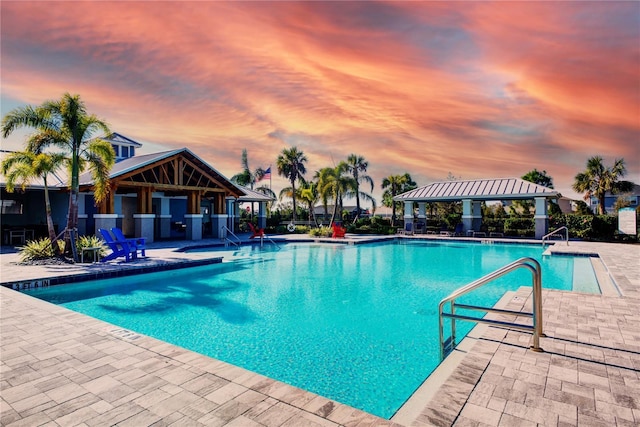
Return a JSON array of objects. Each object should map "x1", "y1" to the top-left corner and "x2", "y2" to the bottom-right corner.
[{"x1": 393, "y1": 178, "x2": 559, "y2": 239}]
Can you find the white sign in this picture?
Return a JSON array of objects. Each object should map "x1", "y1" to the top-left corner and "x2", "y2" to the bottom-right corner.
[{"x1": 618, "y1": 207, "x2": 637, "y2": 235}]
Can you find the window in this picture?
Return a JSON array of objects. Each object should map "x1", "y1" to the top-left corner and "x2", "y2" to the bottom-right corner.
[
  {"x1": 121, "y1": 146, "x2": 129, "y2": 158},
  {"x1": 111, "y1": 144, "x2": 120, "y2": 157},
  {"x1": 129, "y1": 147, "x2": 135, "y2": 157}
]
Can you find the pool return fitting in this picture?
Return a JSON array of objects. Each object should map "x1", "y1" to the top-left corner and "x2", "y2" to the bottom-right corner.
[{"x1": 438, "y1": 257, "x2": 544, "y2": 360}]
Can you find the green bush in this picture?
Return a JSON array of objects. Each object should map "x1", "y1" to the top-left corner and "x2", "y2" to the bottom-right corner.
[
  {"x1": 551, "y1": 214, "x2": 619, "y2": 241},
  {"x1": 18, "y1": 238, "x2": 65, "y2": 262},
  {"x1": 76, "y1": 235, "x2": 108, "y2": 261},
  {"x1": 309, "y1": 226, "x2": 333, "y2": 237},
  {"x1": 504, "y1": 217, "x2": 534, "y2": 237}
]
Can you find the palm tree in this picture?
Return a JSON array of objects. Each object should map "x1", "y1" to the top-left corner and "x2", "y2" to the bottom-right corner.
[
  {"x1": 276, "y1": 147, "x2": 307, "y2": 222},
  {"x1": 230, "y1": 148, "x2": 266, "y2": 190},
  {"x1": 573, "y1": 156, "x2": 634, "y2": 214},
  {"x1": 1, "y1": 149, "x2": 67, "y2": 254},
  {"x1": 382, "y1": 173, "x2": 416, "y2": 225},
  {"x1": 2, "y1": 93, "x2": 115, "y2": 260},
  {"x1": 345, "y1": 154, "x2": 375, "y2": 220},
  {"x1": 299, "y1": 182, "x2": 319, "y2": 226},
  {"x1": 317, "y1": 162, "x2": 356, "y2": 225}
]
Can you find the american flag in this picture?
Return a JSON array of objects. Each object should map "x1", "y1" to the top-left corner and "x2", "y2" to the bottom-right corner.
[{"x1": 261, "y1": 166, "x2": 271, "y2": 181}]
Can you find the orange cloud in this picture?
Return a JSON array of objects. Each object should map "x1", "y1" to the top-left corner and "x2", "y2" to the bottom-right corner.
[{"x1": 1, "y1": 1, "x2": 638, "y2": 201}]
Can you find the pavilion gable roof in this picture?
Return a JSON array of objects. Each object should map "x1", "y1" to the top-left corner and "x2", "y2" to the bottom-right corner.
[{"x1": 79, "y1": 148, "x2": 244, "y2": 197}]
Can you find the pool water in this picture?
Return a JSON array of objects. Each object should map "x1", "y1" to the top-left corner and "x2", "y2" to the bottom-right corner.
[{"x1": 25, "y1": 241, "x2": 599, "y2": 419}]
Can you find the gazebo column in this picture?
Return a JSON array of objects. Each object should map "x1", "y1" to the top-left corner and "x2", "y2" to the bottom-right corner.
[
  {"x1": 258, "y1": 201, "x2": 267, "y2": 229},
  {"x1": 462, "y1": 199, "x2": 482, "y2": 232},
  {"x1": 158, "y1": 197, "x2": 172, "y2": 240},
  {"x1": 185, "y1": 191, "x2": 203, "y2": 240},
  {"x1": 225, "y1": 197, "x2": 235, "y2": 233},
  {"x1": 210, "y1": 193, "x2": 228, "y2": 239},
  {"x1": 534, "y1": 197, "x2": 549, "y2": 239},
  {"x1": 417, "y1": 202, "x2": 426, "y2": 225},
  {"x1": 134, "y1": 187, "x2": 155, "y2": 243},
  {"x1": 403, "y1": 201, "x2": 414, "y2": 226}
]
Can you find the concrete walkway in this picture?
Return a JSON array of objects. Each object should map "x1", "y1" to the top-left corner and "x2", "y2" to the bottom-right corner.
[{"x1": 1, "y1": 236, "x2": 639, "y2": 426}]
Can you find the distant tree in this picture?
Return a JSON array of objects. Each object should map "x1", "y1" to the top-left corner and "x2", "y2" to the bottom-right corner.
[
  {"x1": 381, "y1": 173, "x2": 416, "y2": 225},
  {"x1": 522, "y1": 169, "x2": 554, "y2": 188},
  {"x1": 612, "y1": 194, "x2": 633, "y2": 212},
  {"x1": 345, "y1": 154, "x2": 375, "y2": 220},
  {"x1": 573, "y1": 156, "x2": 634, "y2": 215},
  {"x1": 2, "y1": 93, "x2": 115, "y2": 260},
  {"x1": 1, "y1": 150, "x2": 66, "y2": 254},
  {"x1": 276, "y1": 147, "x2": 307, "y2": 222},
  {"x1": 231, "y1": 148, "x2": 270, "y2": 218}
]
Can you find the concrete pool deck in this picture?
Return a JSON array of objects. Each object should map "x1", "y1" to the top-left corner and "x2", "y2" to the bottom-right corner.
[{"x1": 1, "y1": 236, "x2": 639, "y2": 426}]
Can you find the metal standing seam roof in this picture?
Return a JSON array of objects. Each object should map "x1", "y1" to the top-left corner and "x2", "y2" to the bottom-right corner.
[
  {"x1": 235, "y1": 185, "x2": 276, "y2": 202},
  {"x1": 394, "y1": 178, "x2": 559, "y2": 201}
]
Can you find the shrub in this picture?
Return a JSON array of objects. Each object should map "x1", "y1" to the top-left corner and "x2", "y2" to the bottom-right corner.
[
  {"x1": 76, "y1": 235, "x2": 108, "y2": 260},
  {"x1": 18, "y1": 238, "x2": 65, "y2": 262},
  {"x1": 504, "y1": 217, "x2": 534, "y2": 237},
  {"x1": 309, "y1": 226, "x2": 332, "y2": 237}
]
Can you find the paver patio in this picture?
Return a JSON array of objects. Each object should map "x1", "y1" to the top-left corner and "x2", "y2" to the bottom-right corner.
[{"x1": 1, "y1": 237, "x2": 638, "y2": 426}]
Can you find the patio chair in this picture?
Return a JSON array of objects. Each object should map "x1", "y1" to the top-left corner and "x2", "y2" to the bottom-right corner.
[
  {"x1": 111, "y1": 227, "x2": 146, "y2": 257},
  {"x1": 398, "y1": 222, "x2": 414, "y2": 235},
  {"x1": 98, "y1": 228, "x2": 137, "y2": 262},
  {"x1": 332, "y1": 223, "x2": 346, "y2": 238},
  {"x1": 248, "y1": 223, "x2": 265, "y2": 239}
]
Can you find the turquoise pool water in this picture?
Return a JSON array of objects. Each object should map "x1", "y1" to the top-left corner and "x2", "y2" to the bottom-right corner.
[{"x1": 25, "y1": 241, "x2": 599, "y2": 419}]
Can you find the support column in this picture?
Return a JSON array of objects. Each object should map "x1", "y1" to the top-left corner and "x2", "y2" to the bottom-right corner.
[
  {"x1": 534, "y1": 197, "x2": 549, "y2": 239},
  {"x1": 403, "y1": 201, "x2": 414, "y2": 226},
  {"x1": 211, "y1": 214, "x2": 227, "y2": 238},
  {"x1": 134, "y1": 214, "x2": 156, "y2": 243},
  {"x1": 226, "y1": 197, "x2": 236, "y2": 232},
  {"x1": 462, "y1": 199, "x2": 482, "y2": 232},
  {"x1": 158, "y1": 198, "x2": 171, "y2": 239},
  {"x1": 258, "y1": 201, "x2": 267, "y2": 229},
  {"x1": 184, "y1": 214, "x2": 203, "y2": 240},
  {"x1": 94, "y1": 214, "x2": 118, "y2": 236},
  {"x1": 417, "y1": 202, "x2": 426, "y2": 221}
]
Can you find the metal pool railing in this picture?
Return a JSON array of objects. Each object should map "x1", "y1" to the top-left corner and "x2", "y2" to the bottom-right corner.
[
  {"x1": 542, "y1": 226, "x2": 569, "y2": 246},
  {"x1": 438, "y1": 257, "x2": 544, "y2": 360}
]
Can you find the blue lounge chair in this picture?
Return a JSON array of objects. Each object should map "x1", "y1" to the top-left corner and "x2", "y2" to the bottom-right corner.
[
  {"x1": 111, "y1": 227, "x2": 146, "y2": 257},
  {"x1": 98, "y1": 228, "x2": 137, "y2": 262},
  {"x1": 398, "y1": 222, "x2": 414, "y2": 235}
]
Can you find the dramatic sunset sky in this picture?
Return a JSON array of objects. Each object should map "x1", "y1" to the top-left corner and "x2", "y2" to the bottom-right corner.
[{"x1": 1, "y1": 1, "x2": 639, "y2": 204}]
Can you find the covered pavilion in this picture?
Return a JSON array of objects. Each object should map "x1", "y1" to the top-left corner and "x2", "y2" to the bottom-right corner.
[{"x1": 394, "y1": 178, "x2": 559, "y2": 239}]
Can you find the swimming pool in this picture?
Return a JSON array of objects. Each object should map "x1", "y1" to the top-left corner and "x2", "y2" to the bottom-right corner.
[{"x1": 24, "y1": 241, "x2": 599, "y2": 419}]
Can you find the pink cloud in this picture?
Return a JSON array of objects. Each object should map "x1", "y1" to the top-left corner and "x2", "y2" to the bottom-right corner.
[{"x1": 1, "y1": 1, "x2": 638, "y2": 201}]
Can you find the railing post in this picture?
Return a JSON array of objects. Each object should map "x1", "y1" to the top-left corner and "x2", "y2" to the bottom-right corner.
[{"x1": 450, "y1": 299, "x2": 456, "y2": 347}]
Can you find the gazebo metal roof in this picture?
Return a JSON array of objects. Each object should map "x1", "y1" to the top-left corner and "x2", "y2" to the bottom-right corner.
[{"x1": 394, "y1": 178, "x2": 559, "y2": 202}]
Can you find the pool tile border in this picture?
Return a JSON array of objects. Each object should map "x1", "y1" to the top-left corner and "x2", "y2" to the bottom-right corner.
[{"x1": 1, "y1": 257, "x2": 223, "y2": 291}]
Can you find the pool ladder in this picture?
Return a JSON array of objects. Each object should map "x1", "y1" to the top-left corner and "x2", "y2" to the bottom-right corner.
[
  {"x1": 221, "y1": 226, "x2": 241, "y2": 247},
  {"x1": 438, "y1": 257, "x2": 544, "y2": 360},
  {"x1": 542, "y1": 226, "x2": 569, "y2": 246}
]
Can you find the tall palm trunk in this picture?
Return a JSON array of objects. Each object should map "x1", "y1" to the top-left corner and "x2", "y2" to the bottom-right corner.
[
  {"x1": 43, "y1": 177, "x2": 61, "y2": 255},
  {"x1": 291, "y1": 180, "x2": 297, "y2": 222},
  {"x1": 65, "y1": 150, "x2": 80, "y2": 260}
]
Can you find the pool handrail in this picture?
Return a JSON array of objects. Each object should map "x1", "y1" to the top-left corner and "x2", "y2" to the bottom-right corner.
[
  {"x1": 221, "y1": 226, "x2": 241, "y2": 247},
  {"x1": 438, "y1": 257, "x2": 544, "y2": 360},
  {"x1": 542, "y1": 226, "x2": 569, "y2": 246}
]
